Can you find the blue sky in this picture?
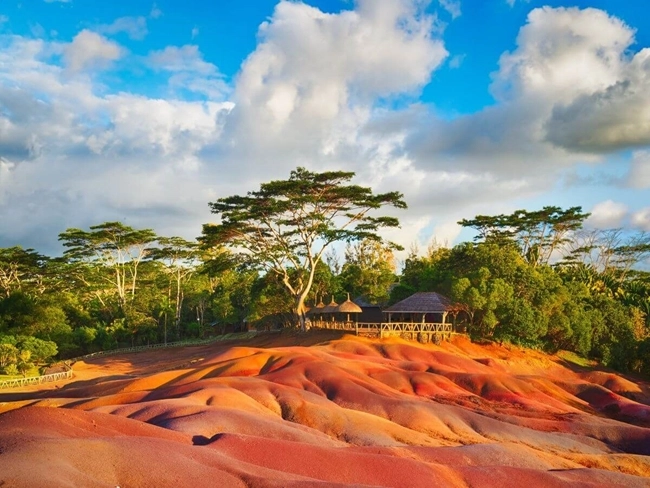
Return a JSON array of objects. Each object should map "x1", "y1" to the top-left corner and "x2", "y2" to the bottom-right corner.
[{"x1": 1, "y1": 0, "x2": 649, "y2": 255}]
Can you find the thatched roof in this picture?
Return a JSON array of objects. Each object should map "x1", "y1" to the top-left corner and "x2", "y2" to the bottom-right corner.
[
  {"x1": 383, "y1": 292, "x2": 452, "y2": 313},
  {"x1": 337, "y1": 296, "x2": 362, "y2": 314},
  {"x1": 322, "y1": 297, "x2": 339, "y2": 314},
  {"x1": 307, "y1": 299, "x2": 326, "y2": 316}
]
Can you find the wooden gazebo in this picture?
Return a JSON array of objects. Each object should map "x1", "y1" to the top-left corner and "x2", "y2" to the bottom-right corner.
[{"x1": 381, "y1": 292, "x2": 458, "y2": 342}]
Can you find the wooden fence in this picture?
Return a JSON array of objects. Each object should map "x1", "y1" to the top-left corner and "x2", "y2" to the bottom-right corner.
[
  {"x1": 310, "y1": 320, "x2": 455, "y2": 342},
  {"x1": 0, "y1": 369, "x2": 73, "y2": 390}
]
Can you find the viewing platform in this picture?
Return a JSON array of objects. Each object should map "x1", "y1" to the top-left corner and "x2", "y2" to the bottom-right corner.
[
  {"x1": 310, "y1": 320, "x2": 455, "y2": 343},
  {"x1": 308, "y1": 291, "x2": 463, "y2": 343}
]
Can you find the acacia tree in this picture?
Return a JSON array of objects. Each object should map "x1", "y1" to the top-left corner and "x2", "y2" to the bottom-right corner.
[
  {"x1": 58, "y1": 222, "x2": 157, "y2": 314},
  {"x1": 0, "y1": 247, "x2": 48, "y2": 298},
  {"x1": 201, "y1": 167, "x2": 406, "y2": 330},
  {"x1": 459, "y1": 206, "x2": 590, "y2": 266},
  {"x1": 149, "y1": 237, "x2": 199, "y2": 343},
  {"x1": 340, "y1": 239, "x2": 397, "y2": 305}
]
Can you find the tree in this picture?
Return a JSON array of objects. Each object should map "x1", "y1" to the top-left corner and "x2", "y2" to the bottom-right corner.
[
  {"x1": 0, "y1": 342, "x2": 18, "y2": 371},
  {"x1": 340, "y1": 239, "x2": 396, "y2": 305},
  {"x1": 459, "y1": 206, "x2": 590, "y2": 266},
  {"x1": 59, "y1": 222, "x2": 157, "y2": 313},
  {"x1": 201, "y1": 167, "x2": 407, "y2": 330},
  {"x1": 0, "y1": 247, "x2": 48, "y2": 298},
  {"x1": 149, "y1": 237, "x2": 199, "y2": 343}
]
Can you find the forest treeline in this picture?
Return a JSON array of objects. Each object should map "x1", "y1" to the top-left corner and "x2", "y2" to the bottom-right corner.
[{"x1": 1, "y1": 206, "x2": 650, "y2": 376}]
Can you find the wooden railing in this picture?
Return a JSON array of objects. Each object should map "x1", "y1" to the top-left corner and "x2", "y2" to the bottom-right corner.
[
  {"x1": 0, "y1": 369, "x2": 73, "y2": 390},
  {"x1": 310, "y1": 320, "x2": 455, "y2": 342}
]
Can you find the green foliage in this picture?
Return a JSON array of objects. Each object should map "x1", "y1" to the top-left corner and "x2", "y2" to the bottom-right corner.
[
  {"x1": 0, "y1": 246, "x2": 48, "y2": 298},
  {"x1": 202, "y1": 167, "x2": 406, "y2": 329},
  {"x1": 3, "y1": 364, "x2": 18, "y2": 376},
  {"x1": 0, "y1": 342, "x2": 18, "y2": 369},
  {"x1": 459, "y1": 206, "x2": 590, "y2": 266},
  {"x1": 1, "y1": 202, "x2": 649, "y2": 378},
  {"x1": 339, "y1": 239, "x2": 396, "y2": 305}
]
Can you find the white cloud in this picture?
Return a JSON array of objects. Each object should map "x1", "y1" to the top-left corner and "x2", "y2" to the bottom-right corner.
[
  {"x1": 439, "y1": 0, "x2": 461, "y2": 19},
  {"x1": 148, "y1": 45, "x2": 215, "y2": 74},
  {"x1": 191, "y1": 26, "x2": 199, "y2": 39},
  {"x1": 587, "y1": 200, "x2": 629, "y2": 228},
  {"x1": 495, "y1": 7, "x2": 650, "y2": 153},
  {"x1": 97, "y1": 16, "x2": 148, "y2": 40},
  {"x1": 147, "y1": 45, "x2": 229, "y2": 99},
  {"x1": 220, "y1": 0, "x2": 447, "y2": 179},
  {"x1": 493, "y1": 8, "x2": 632, "y2": 104},
  {"x1": 0, "y1": 15, "x2": 8, "y2": 25},
  {"x1": 631, "y1": 208, "x2": 650, "y2": 231},
  {"x1": 63, "y1": 30, "x2": 122, "y2": 72},
  {"x1": 2, "y1": 2, "x2": 649, "y2": 255}
]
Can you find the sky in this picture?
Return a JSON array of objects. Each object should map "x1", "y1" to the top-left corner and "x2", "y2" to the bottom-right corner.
[{"x1": 1, "y1": 0, "x2": 649, "y2": 256}]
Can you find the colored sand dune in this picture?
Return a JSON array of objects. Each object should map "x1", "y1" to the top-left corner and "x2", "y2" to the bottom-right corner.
[{"x1": 1, "y1": 331, "x2": 649, "y2": 487}]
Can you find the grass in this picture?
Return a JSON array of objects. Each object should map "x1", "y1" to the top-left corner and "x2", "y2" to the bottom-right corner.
[
  {"x1": 0, "y1": 366, "x2": 40, "y2": 380},
  {"x1": 556, "y1": 350, "x2": 597, "y2": 368}
]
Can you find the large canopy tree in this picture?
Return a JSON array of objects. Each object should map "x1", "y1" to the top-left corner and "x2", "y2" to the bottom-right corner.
[
  {"x1": 201, "y1": 167, "x2": 407, "y2": 330},
  {"x1": 59, "y1": 222, "x2": 157, "y2": 313},
  {"x1": 459, "y1": 206, "x2": 590, "y2": 266}
]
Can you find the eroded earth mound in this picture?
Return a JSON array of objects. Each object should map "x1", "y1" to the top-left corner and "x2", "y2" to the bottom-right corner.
[{"x1": 1, "y1": 331, "x2": 649, "y2": 487}]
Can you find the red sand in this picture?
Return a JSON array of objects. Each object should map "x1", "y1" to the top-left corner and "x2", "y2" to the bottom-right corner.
[{"x1": 1, "y1": 331, "x2": 649, "y2": 487}]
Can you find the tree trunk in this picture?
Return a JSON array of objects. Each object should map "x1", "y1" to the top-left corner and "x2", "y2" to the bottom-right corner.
[{"x1": 294, "y1": 294, "x2": 307, "y2": 332}]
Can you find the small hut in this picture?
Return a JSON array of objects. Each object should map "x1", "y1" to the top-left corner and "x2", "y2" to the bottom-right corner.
[
  {"x1": 321, "y1": 296, "x2": 339, "y2": 321},
  {"x1": 337, "y1": 294, "x2": 363, "y2": 323},
  {"x1": 308, "y1": 297, "x2": 326, "y2": 323}
]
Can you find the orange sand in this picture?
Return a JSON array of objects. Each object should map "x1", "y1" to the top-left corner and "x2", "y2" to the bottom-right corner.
[{"x1": 1, "y1": 331, "x2": 649, "y2": 487}]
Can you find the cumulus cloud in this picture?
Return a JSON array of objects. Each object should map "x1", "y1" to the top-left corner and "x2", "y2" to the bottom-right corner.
[
  {"x1": 402, "y1": 5, "x2": 650, "y2": 220},
  {"x1": 586, "y1": 200, "x2": 629, "y2": 228},
  {"x1": 631, "y1": 208, "x2": 650, "y2": 231},
  {"x1": 513, "y1": 8, "x2": 650, "y2": 153},
  {"x1": 63, "y1": 30, "x2": 122, "y2": 72},
  {"x1": 1, "y1": 2, "x2": 649, "y2": 256},
  {"x1": 148, "y1": 45, "x2": 215, "y2": 74},
  {"x1": 0, "y1": 0, "x2": 447, "y2": 253},
  {"x1": 214, "y1": 0, "x2": 447, "y2": 183}
]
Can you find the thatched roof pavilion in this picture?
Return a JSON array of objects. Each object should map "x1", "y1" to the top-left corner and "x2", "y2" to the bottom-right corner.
[
  {"x1": 307, "y1": 298, "x2": 326, "y2": 317},
  {"x1": 383, "y1": 292, "x2": 452, "y2": 314},
  {"x1": 383, "y1": 292, "x2": 458, "y2": 324},
  {"x1": 322, "y1": 297, "x2": 339, "y2": 315},
  {"x1": 337, "y1": 294, "x2": 362, "y2": 314},
  {"x1": 337, "y1": 294, "x2": 362, "y2": 322}
]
